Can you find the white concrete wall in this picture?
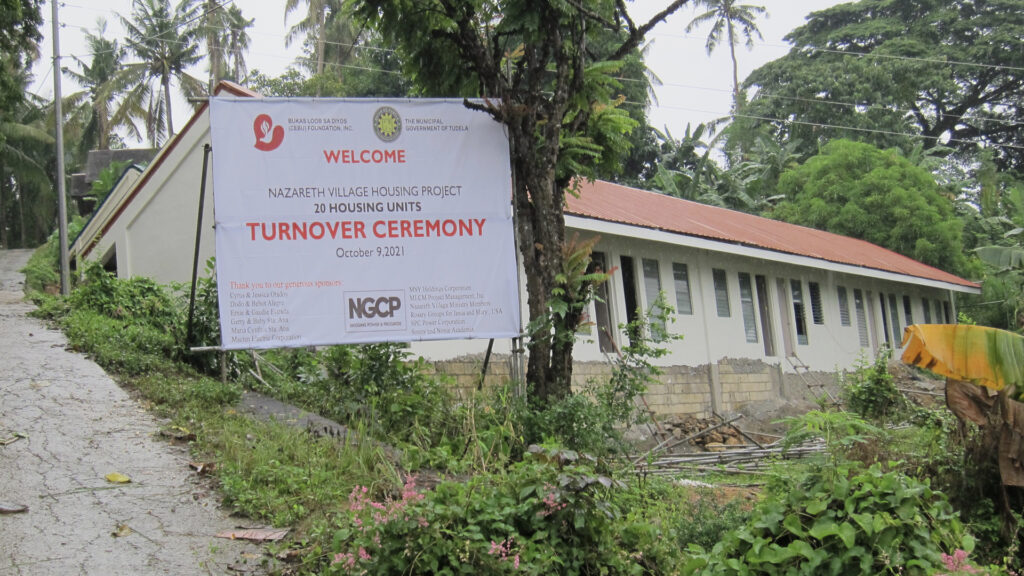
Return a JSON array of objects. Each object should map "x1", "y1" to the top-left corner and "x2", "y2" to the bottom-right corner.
[
  {"x1": 72, "y1": 112, "x2": 216, "y2": 286},
  {"x1": 69, "y1": 107, "x2": 962, "y2": 377},
  {"x1": 562, "y1": 232, "x2": 957, "y2": 373}
]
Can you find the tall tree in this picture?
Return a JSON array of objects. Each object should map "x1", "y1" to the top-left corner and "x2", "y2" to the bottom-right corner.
[
  {"x1": 0, "y1": 0, "x2": 43, "y2": 114},
  {"x1": 0, "y1": 91, "x2": 54, "y2": 248},
  {"x1": 285, "y1": 0, "x2": 330, "y2": 76},
  {"x1": 222, "y1": 6, "x2": 254, "y2": 82},
  {"x1": 770, "y1": 139, "x2": 967, "y2": 274},
  {"x1": 684, "y1": 0, "x2": 766, "y2": 105},
  {"x1": 202, "y1": 2, "x2": 253, "y2": 90},
  {"x1": 114, "y1": 0, "x2": 205, "y2": 145},
  {"x1": 64, "y1": 20, "x2": 130, "y2": 157},
  {"x1": 743, "y1": 0, "x2": 1024, "y2": 171},
  {"x1": 351, "y1": 0, "x2": 688, "y2": 402}
]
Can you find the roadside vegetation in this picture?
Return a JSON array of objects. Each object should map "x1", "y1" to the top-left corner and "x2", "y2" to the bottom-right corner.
[{"x1": 20, "y1": 245, "x2": 1024, "y2": 575}]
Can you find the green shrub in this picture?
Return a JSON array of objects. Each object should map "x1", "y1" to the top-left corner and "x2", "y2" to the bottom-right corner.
[
  {"x1": 328, "y1": 446, "x2": 676, "y2": 575},
  {"x1": 244, "y1": 343, "x2": 455, "y2": 448},
  {"x1": 21, "y1": 216, "x2": 85, "y2": 294},
  {"x1": 214, "y1": 415, "x2": 392, "y2": 528},
  {"x1": 62, "y1": 309, "x2": 177, "y2": 375},
  {"x1": 841, "y1": 348, "x2": 905, "y2": 421},
  {"x1": 130, "y1": 372, "x2": 241, "y2": 414},
  {"x1": 686, "y1": 462, "x2": 972, "y2": 576},
  {"x1": 69, "y1": 263, "x2": 183, "y2": 331}
]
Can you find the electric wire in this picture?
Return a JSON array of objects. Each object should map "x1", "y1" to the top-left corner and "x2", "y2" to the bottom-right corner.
[
  {"x1": 51, "y1": 2, "x2": 1024, "y2": 73},
  {"x1": 35, "y1": 2, "x2": 1024, "y2": 154}
]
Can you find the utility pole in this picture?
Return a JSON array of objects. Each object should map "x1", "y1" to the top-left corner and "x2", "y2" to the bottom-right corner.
[{"x1": 51, "y1": 0, "x2": 70, "y2": 295}]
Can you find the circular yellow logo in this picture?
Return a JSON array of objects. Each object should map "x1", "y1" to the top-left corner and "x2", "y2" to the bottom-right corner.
[{"x1": 373, "y1": 106, "x2": 402, "y2": 142}]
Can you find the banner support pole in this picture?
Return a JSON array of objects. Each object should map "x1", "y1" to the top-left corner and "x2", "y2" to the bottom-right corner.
[
  {"x1": 186, "y1": 143, "x2": 212, "y2": 348},
  {"x1": 507, "y1": 135, "x2": 527, "y2": 397}
]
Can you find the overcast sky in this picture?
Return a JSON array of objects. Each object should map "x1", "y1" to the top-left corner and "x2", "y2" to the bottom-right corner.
[{"x1": 31, "y1": 0, "x2": 848, "y2": 142}]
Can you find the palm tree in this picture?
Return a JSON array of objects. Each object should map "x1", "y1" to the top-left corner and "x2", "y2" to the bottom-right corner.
[
  {"x1": 223, "y1": 6, "x2": 254, "y2": 82},
  {"x1": 0, "y1": 93, "x2": 54, "y2": 248},
  {"x1": 685, "y1": 0, "x2": 767, "y2": 106},
  {"x1": 114, "y1": 0, "x2": 205, "y2": 145},
  {"x1": 201, "y1": 2, "x2": 253, "y2": 91},
  {"x1": 285, "y1": 0, "x2": 330, "y2": 76},
  {"x1": 286, "y1": 0, "x2": 360, "y2": 80},
  {"x1": 63, "y1": 19, "x2": 135, "y2": 158}
]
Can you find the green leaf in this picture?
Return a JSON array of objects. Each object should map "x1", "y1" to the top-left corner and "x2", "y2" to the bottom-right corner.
[
  {"x1": 783, "y1": 513, "x2": 807, "y2": 537},
  {"x1": 805, "y1": 498, "x2": 828, "y2": 515},
  {"x1": 837, "y1": 521, "x2": 857, "y2": 549}
]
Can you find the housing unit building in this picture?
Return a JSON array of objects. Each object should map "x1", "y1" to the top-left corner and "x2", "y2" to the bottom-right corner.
[{"x1": 69, "y1": 82, "x2": 980, "y2": 417}]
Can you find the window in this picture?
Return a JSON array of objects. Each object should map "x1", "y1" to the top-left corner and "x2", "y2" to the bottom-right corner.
[
  {"x1": 837, "y1": 286, "x2": 851, "y2": 326},
  {"x1": 921, "y1": 297, "x2": 932, "y2": 323},
  {"x1": 591, "y1": 253, "x2": 614, "y2": 353},
  {"x1": 712, "y1": 269, "x2": 730, "y2": 317},
  {"x1": 903, "y1": 295, "x2": 913, "y2": 327},
  {"x1": 672, "y1": 263, "x2": 693, "y2": 315},
  {"x1": 641, "y1": 258, "x2": 662, "y2": 311},
  {"x1": 879, "y1": 294, "x2": 891, "y2": 345},
  {"x1": 854, "y1": 289, "x2": 869, "y2": 347},
  {"x1": 943, "y1": 301, "x2": 952, "y2": 323},
  {"x1": 888, "y1": 293, "x2": 901, "y2": 344},
  {"x1": 791, "y1": 279, "x2": 808, "y2": 345},
  {"x1": 738, "y1": 273, "x2": 758, "y2": 343},
  {"x1": 934, "y1": 300, "x2": 942, "y2": 324},
  {"x1": 809, "y1": 282, "x2": 824, "y2": 324},
  {"x1": 756, "y1": 275, "x2": 775, "y2": 356},
  {"x1": 642, "y1": 259, "x2": 665, "y2": 336}
]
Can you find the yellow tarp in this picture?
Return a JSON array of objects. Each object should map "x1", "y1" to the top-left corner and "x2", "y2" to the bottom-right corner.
[{"x1": 901, "y1": 324, "x2": 1024, "y2": 393}]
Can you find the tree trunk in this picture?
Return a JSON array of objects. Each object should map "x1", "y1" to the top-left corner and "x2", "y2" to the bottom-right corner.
[
  {"x1": 17, "y1": 183, "x2": 26, "y2": 248},
  {"x1": 164, "y1": 75, "x2": 175, "y2": 140},
  {"x1": 98, "y1": 107, "x2": 110, "y2": 150},
  {"x1": 728, "y1": 18, "x2": 740, "y2": 108},
  {"x1": 510, "y1": 126, "x2": 572, "y2": 403},
  {"x1": 0, "y1": 163, "x2": 7, "y2": 249},
  {"x1": 207, "y1": 0, "x2": 221, "y2": 94},
  {"x1": 316, "y1": 0, "x2": 327, "y2": 77}
]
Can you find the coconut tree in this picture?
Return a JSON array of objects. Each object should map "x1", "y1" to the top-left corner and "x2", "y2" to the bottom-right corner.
[
  {"x1": 63, "y1": 19, "x2": 135, "y2": 159},
  {"x1": 286, "y1": 0, "x2": 360, "y2": 81},
  {"x1": 0, "y1": 93, "x2": 54, "y2": 248},
  {"x1": 201, "y1": 2, "x2": 253, "y2": 91},
  {"x1": 113, "y1": 0, "x2": 205, "y2": 145},
  {"x1": 222, "y1": 5, "x2": 254, "y2": 82},
  {"x1": 685, "y1": 0, "x2": 767, "y2": 105},
  {"x1": 285, "y1": 0, "x2": 330, "y2": 76}
]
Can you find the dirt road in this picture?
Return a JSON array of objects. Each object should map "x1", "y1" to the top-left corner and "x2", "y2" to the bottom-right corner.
[{"x1": 0, "y1": 249, "x2": 265, "y2": 575}]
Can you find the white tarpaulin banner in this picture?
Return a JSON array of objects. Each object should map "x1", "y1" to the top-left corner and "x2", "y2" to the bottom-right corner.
[{"x1": 209, "y1": 98, "x2": 519, "y2": 349}]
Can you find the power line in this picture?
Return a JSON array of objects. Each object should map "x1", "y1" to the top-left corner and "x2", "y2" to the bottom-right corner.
[
  {"x1": 54, "y1": 2, "x2": 1024, "y2": 74},
  {"x1": 611, "y1": 73, "x2": 1023, "y2": 130},
  {"x1": 642, "y1": 100, "x2": 1024, "y2": 152},
  {"x1": 643, "y1": 29, "x2": 1024, "y2": 73}
]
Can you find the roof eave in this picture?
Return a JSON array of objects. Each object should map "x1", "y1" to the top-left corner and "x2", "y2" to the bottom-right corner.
[{"x1": 565, "y1": 215, "x2": 982, "y2": 294}]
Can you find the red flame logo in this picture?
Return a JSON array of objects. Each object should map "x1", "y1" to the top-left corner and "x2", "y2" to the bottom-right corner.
[{"x1": 253, "y1": 114, "x2": 285, "y2": 151}]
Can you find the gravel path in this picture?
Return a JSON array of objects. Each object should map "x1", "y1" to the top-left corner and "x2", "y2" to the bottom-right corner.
[{"x1": 0, "y1": 249, "x2": 267, "y2": 575}]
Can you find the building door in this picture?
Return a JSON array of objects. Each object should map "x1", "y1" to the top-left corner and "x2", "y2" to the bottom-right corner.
[
  {"x1": 866, "y1": 291, "x2": 881, "y2": 351},
  {"x1": 878, "y1": 293, "x2": 892, "y2": 347},
  {"x1": 590, "y1": 252, "x2": 615, "y2": 353},
  {"x1": 775, "y1": 278, "x2": 795, "y2": 357},
  {"x1": 755, "y1": 275, "x2": 775, "y2": 356},
  {"x1": 619, "y1": 255, "x2": 639, "y2": 347}
]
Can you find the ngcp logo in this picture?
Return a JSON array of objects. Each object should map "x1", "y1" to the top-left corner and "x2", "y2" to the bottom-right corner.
[
  {"x1": 344, "y1": 290, "x2": 406, "y2": 332},
  {"x1": 349, "y1": 295, "x2": 401, "y2": 319},
  {"x1": 253, "y1": 114, "x2": 285, "y2": 151}
]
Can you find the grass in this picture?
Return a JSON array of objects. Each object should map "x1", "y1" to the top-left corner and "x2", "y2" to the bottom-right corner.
[{"x1": 22, "y1": 255, "x2": 1007, "y2": 574}]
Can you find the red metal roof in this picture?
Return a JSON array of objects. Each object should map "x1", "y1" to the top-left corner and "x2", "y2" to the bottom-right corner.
[{"x1": 565, "y1": 179, "x2": 980, "y2": 290}]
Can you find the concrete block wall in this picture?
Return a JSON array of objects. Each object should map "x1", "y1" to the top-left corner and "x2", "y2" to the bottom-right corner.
[
  {"x1": 420, "y1": 353, "x2": 808, "y2": 417},
  {"x1": 718, "y1": 358, "x2": 782, "y2": 413},
  {"x1": 422, "y1": 353, "x2": 513, "y2": 401}
]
